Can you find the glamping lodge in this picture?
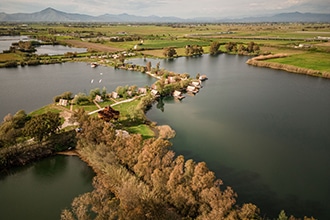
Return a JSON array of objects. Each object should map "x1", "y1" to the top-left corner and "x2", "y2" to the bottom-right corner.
[{"x1": 98, "y1": 106, "x2": 120, "y2": 122}]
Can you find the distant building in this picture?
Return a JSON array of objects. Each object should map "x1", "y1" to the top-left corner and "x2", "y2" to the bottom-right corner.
[
  {"x1": 173, "y1": 90, "x2": 185, "y2": 100},
  {"x1": 58, "y1": 99, "x2": 68, "y2": 106},
  {"x1": 111, "y1": 92, "x2": 119, "y2": 99},
  {"x1": 138, "y1": 87, "x2": 147, "y2": 94},
  {"x1": 186, "y1": 86, "x2": 199, "y2": 94},
  {"x1": 151, "y1": 89, "x2": 160, "y2": 97},
  {"x1": 94, "y1": 95, "x2": 103, "y2": 102}
]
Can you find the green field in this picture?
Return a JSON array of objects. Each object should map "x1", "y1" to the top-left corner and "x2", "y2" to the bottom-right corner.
[{"x1": 267, "y1": 52, "x2": 330, "y2": 72}]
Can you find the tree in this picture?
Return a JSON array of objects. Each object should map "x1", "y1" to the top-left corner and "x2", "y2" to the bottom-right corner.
[
  {"x1": 163, "y1": 47, "x2": 177, "y2": 59},
  {"x1": 89, "y1": 88, "x2": 101, "y2": 99},
  {"x1": 133, "y1": 138, "x2": 172, "y2": 185},
  {"x1": 191, "y1": 162, "x2": 215, "y2": 193},
  {"x1": 0, "y1": 110, "x2": 30, "y2": 147},
  {"x1": 146, "y1": 61, "x2": 152, "y2": 72},
  {"x1": 247, "y1": 41, "x2": 255, "y2": 53},
  {"x1": 253, "y1": 44, "x2": 260, "y2": 53},
  {"x1": 53, "y1": 91, "x2": 73, "y2": 103},
  {"x1": 118, "y1": 53, "x2": 125, "y2": 63},
  {"x1": 278, "y1": 210, "x2": 288, "y2": 220},
  {"x1": 70, "y1": 108, "x2": 89, "y2": 125},
  {"x1": 209, "y1": 41, "x2": 221, "y2": 55},
  {"x1": 225, "y1": 42, "x2": 237, "y2": 52},
  {"x1": 101, "y1": 87, "x2": 107, "y2": 99},
  {"x1": 156, "y1": 62, "x2": 160, "y2": 71},
  {"x1": 23, "y1": 112, "x2": 62, "y2": 142},
  {"x1": 238, "y1": 44, "x2": 246, "y2": 53},
  {"x1": 238, "y1": 203, "x2": 261, "y2": 219},
  {"x1": 73, "y1": 93, "x2": 91, "y2": 105},
  {"x1": 185, "y1": 45, "x2": 204, "y2": 56}
]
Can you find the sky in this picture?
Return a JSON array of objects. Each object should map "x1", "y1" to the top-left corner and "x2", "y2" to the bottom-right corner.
[{"x1": 1, "y1": 0, "x2": 329, "y2": 19}]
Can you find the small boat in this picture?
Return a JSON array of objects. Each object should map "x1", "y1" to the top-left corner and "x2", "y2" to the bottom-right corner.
[
  {"x1": 91, "y1": 79, "x2": 94, "y2": 83},
  {"x1": 99, "y1": 79, "x2": 102, "y2": 83},
  {"x1": 91, "y1": 62, "x2": 98, "y2": 68},
  {"x1": 100, "y1": 72, "x2": 103, "y2": 75}
]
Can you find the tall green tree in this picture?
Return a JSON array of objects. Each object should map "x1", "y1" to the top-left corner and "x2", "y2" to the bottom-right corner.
[
  {"x1": 0, "y1": 110, "x2": 30, "y2": 147},
  {"x1": 89, "y1": 88, "x2": 101, "y2": 99},
  {"x1": 23, "y1": 112, "x2": 62, "y2": 142}
]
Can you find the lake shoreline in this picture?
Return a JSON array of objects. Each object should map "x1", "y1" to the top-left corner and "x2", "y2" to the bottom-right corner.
[{"x1": 246, "y1": 53, "x2": 330, "y2": 79}]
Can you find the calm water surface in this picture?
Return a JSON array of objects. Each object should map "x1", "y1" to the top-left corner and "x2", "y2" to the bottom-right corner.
[
  {"x1": 0, "y1": 62, "x2": 156, "y2": 220},
  {"x1": 0, "y1": 36, "x2": 30, "y2": 52},
  {"x1": 1, "y1": 55, "x2": 329, "y2": 219},
  {"x1": 0, "y1": 155, "x2": 95, "y2": 220},
  {"x1": 139, "y1": 55, "x2": 330, "y2": 219},
  {"x1": 35, "y1": 45, "x2": 87, "y2": 55},
  {"x1": 0, "y1": 62, "x2": 156, "y2": 118},
  {"x1": 0, "y1": 36, "x2": 86, "y2": 55}
]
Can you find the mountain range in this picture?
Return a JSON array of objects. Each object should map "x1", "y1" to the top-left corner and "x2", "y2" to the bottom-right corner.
[{"x1": 0, "y1": 7, "x2": 329, "y2": 23}]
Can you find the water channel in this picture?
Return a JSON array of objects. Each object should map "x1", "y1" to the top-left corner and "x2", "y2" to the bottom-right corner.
[{"x1": 0, "y1": 54, "x2": 329, "y2": 219}]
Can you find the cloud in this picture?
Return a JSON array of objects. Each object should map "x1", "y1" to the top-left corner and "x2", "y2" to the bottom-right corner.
[{"x1": 0, "y1": 0, "x2": 329, "y2": 18}]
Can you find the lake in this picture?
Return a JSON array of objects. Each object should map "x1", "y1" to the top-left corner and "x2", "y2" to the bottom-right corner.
[
  {"x1": 0, "y1": 36, "x2": 30, "y2": 52},
  {"x1": 1, "y1": 54, "x2": 330, "y2": 219},
  {"x1": 34, "y1": 45, "x2": 87, "y2": 55},
  {"x1": 0, "y1": 62, "x2": 156, "y2": 118},
  {"x1": 139, "y1": 55, "x2": 330, "y2": 219},
  {"x1": 0, "y1": 36, "x2": 86, "y2": 55},
  {"x1": 0, "y1": 62, "x2": 156, "y2": 220},
  {"x1": 0, "y1": 155, "x2": 95, "y2": 220}
]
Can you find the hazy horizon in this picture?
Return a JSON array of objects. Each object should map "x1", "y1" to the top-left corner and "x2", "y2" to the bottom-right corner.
[{"x1": 1, "y1": 0, "x2": 329, "y2": 19}]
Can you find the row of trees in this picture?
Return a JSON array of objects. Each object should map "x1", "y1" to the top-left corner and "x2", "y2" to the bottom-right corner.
[
  {"x1": 162, "y1": 41, "x2": 260, "y2": 58},
  {"x1": 225, "y1": 41, "x2": 260, "y2": 54},
  {"x1": 54, "y1": 88, "x2": 107, "y2": 106}
]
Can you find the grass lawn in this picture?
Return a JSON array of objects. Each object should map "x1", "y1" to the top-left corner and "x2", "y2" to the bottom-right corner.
[
  {"x1": 126, "y1": 124, "x2": 155, "y2": 139},
  {"x1": 267, "y1": 52, "x2": 330, "y2": 72},
  {"x1": 29, "y1": 104, "x2": 62, "y2": 116},
  {"x1": 72, "y1": 104, "x2": 98, "y2": 113},
  {"x1": 0, "y1": 53, "x2": 22, "y2": 62}
]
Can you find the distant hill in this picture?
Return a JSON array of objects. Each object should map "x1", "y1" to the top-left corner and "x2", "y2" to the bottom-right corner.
[
  {"x1": 231, "y1": 12, "x2": 330, "y2": 23},
  {"x1": 0, "y1": 8, "x2": 329, "y2": 23}
]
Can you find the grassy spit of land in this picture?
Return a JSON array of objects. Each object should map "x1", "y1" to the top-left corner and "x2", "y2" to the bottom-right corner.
[{"x1": 0, "y1": 22, "x2": 326, "y2": 219}]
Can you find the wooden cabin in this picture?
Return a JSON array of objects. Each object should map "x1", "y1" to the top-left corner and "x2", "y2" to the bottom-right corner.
[{"x1": 98, "y1": 106, "x2": 120, "y2": 122}]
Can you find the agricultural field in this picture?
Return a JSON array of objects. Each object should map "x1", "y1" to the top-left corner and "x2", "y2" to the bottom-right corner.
[{"x1": 1, "y1": 22, "x2": 329, "y2": 72}]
